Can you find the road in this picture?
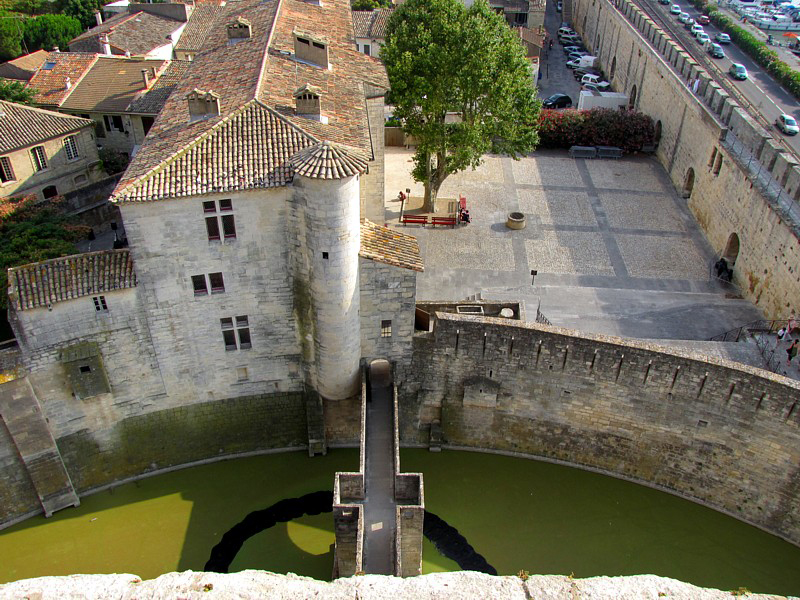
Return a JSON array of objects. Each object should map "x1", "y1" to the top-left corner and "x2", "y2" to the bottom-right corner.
[{"x1": 644, "y1": 0, "x2": 800, "y2": 155}]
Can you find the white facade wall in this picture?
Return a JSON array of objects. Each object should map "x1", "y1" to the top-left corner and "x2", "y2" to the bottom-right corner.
[
  {"x1": 291, "y1": 174, "x2": 362, "y2": 400},
  {"x1": 119, "y1": 188, "x2": 304, "y2": 407}
]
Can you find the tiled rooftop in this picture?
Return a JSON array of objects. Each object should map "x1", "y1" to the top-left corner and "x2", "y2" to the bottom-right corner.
[
  {"x1": 359, "y1": 219, "x2": 424, "y2": 272},
  {"x1": 352, "y1": 8, "x2": 393, "y2": 40},
  {"x1": 175, "y1": 3, "x2": 225, "y2": 52},
  {"x1": 26, "y1": 52, "x2": 98, "y2": 107},
  {"x1": 59, "y1": 56, "x2": 169, "y2": 114},
  {"x1": 8, "y1": 249, "x2": 137, "y2": 311},
  {"x1": 69, "y1": 11, "x2": 182, "y2": 56},
  {"x1": 112, "y1": 100, "x2": 316, "y2": 202},
  {"x1": 113, "y1": 0, "x2": 388, "y2": 203},
  {"x1": 290, "y1": 141, "x2": 368, "y2": 180},
  {"x1": 0, "y1": 50, "x2": 49, "y2": 82},
  {"x1": 127, "y1": 60, "x2": 191, "y2": 114},
  {"x1": 0, "y1": 100, "x2": 93, "y2": 155}
]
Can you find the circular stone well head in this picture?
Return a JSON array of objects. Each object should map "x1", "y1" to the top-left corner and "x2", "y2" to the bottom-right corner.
[{"x1": 506, "y1": 212, "x2": 526, "y2": 230}]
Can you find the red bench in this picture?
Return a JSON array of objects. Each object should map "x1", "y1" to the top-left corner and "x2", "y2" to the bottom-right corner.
[
  {"x1": 431, "y1": 216, "x2": 457, "y2": 228},
  {"x1": 401, "y1": 214, "x2": 428, "y2": 226}
]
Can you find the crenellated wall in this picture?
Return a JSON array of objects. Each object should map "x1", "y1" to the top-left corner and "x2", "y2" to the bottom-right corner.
[
  {"x1": 571, "y1": 0, "x2": 800, "y2": 317},
  {"x1": 398, "y1": 313, "x2": 800, "y2": 545}
]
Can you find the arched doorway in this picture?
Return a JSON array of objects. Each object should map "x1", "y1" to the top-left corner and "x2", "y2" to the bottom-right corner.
[
  {"x1": 629, "y1": 84, "x2": 638, "y2": 109},
  {"x1": 723, "y1": 233, "x2": 740, "y2": 266},
  {"x1": 682, "y1": 168, "x2": 695, "y2": 198},
  {"x1": 654, "y1": 120, "x2": 662, "y2": 148},
  {"x1": 42, "y1": 185, "x2": 58, "y2": 199},
  {"x1": 610, "y1": 57, "x2": 617, "y2": 80}
]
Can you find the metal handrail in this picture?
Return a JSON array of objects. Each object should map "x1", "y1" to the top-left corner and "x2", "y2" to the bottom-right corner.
[{"x1": 708, "y1": 318, "x2": 788, "y2": 341}]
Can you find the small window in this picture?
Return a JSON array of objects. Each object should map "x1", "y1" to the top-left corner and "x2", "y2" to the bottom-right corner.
[
  {"x1": 31, "y1": 146, "x2": 47, "y2": 171},
  {"x1": 221, "y1": 316, "x2": 251, "y2": 350},
  {"x1": 363, "y1": 44, "x2": 370, "y2": 56},
  {"x1": 381, "y1": 319, "x2": 392, "y2": 338},
  {"x1": 203, "y1": 200, "x2": 216, "y2": 213},
  {"x1": 298, "y1": 37, "x2": 310, "y2": 45},
  {"x1": 42, "y1": 61, "x2": 56, "y2": 70},
  {"x1": 209, "y1": 272, "x2": 225, "y2": 293},
  {"x1": 93, "y1": 296, "x2": 108, "y2": 311},
  {"x1": 322, "y1": 252, "x2": 329, "y2": 259},
  {"x1": 219, "y1": 199, "x2": 233, "y2": 211},
  {"x1": 79, "y1": 365, "x2": 92, "y2": 373},
  {"x1": 313, "y1": 41, "x2": 325, "y2": 49},
  {"x1": 112, "y1": 115, "x2": 124, "y2": 131},
  {"x1": 104, "y1": 115, "x2": 124, "y2": 132},
  {"x1": 206, "y1": 216, "x2": 221, "y2": 240},
  {"x1": 222, "y1": 214, "x2": 236, "y2": 239},
  {"x1": 192, "y1": 274, "x2": 208, "y2": 295},
  {"x1": 64, "y1": 135, "x2": 79, "y2": 161},
  {"x1": 0, "y1": 157, "x2": 14, "y2": 183}
]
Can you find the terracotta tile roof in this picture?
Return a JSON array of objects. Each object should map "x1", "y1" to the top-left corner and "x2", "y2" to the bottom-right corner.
[
  {"x1": 112, "y1": 100, "x2": 317, "y2": 202},
  {"x1": 69, "y1": 11, "x2": 182, "y2": 56},
  {"x1": 26, "y1": 52, "x2": 98, "y2": 107},
  {"x1": 126, "y1": 60, "x2": 190, "y2": 114},
  {"x1": 290, "y1": 141, "x2": 367, "y2": 179},
  {"x1": 175, "y1": 3, "x2": 225, "y2": 52},
  {"x1": 0, "y1": 100, "x2": 93, "y2": 155},
  {"x1": 60, "y1": 57, "x2": 169, "y2": 114},
  {"x1": 351, "y1": 8, "x2": 393, "y2": 40},
  {"x1": 8, "y1": 250, "x2": 137, "y2": 311},
  {"x1": 359, "y1": 219, "x2": 423, "y2": 272},
  {"x1": 114, "y1": 0, "x2": 389, "y2": 203},
  {"x1": 0, "y1": 50, "x2": 49, "y2": 82}
]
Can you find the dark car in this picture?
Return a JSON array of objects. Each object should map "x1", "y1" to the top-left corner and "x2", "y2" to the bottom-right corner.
[
  {"x1": 708, "y1": 42, "x2": 724, "y2": 58},
  {"x1": 542, "y1": 93, "x2": 573, "y2": 109}
]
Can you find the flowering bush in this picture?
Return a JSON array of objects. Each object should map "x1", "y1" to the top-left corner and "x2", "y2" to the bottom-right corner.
[{"x1": 538, "y1": 108, "x2": 655, "y2": 152}]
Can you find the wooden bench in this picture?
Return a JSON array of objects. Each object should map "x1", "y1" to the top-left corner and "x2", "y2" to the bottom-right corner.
[
  {"x1": 431, "y1": 216, "x2": 457, "y2": 228},
  {"x1": 401, "y1": 214, "x2": 428, "y2": 226}
]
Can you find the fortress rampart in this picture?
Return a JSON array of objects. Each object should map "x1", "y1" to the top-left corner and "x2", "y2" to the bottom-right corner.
[{"x1": 572, "y1": 0, "x2": 800, "y2": 317}]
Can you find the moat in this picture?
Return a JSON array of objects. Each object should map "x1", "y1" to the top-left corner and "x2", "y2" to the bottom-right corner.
[{"x1": 1, "y1": 449, "x2": 799, "y2": 596}]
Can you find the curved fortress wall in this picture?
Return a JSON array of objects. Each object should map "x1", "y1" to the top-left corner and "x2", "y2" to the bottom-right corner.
[
  {"x1": 571, "y1": 0, "x2": 800, "y2": 316},
  {"x1": 399, "y1": 313, "x2": 800, "y2": 544}
]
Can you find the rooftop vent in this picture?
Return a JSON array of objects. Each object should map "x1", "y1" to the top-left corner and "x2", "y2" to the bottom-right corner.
[
  {"x1": 186, "y1": 89, "x2": 220, "y2": 122},
  {"x1": 227, "y1": 16, "x2": 252, "y2": 43},
  {"x1": 293, "y1": 83, "x2": 327, "y2": 122},
  {"x1": 293, "y1": 29, "x2": 329, "y2": 69}
]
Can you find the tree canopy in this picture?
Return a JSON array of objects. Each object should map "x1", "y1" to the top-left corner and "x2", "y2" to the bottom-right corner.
[
  {"x1": 0, "y1": 80, "x2": 36, "y2": 104},
  {"x1": 60, "y1": 0, "x2": 104, "y2": 29},
  {"x1": 0, "y1": 14, "x2": 25, "y2": 61},
  {"x1": 381, "y1": 0, "x2": 540, "y2": 211},
  {"x1": 23, "y1": 14, "x2": 82, "y2": 53}
]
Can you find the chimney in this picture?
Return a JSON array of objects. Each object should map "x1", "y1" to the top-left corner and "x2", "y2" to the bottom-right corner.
[
  {"x1": 95, "y1": 10, "x2": 103, "y2": 26},
  {"x1": 141, "y1": 69, "x2": 151, "y2": 88},
  {"x1": 294, "y1": 84, "x2": 324, "y2": 121},
  {"x1": 100, "y1": 34, "x2": 111, "y2": 56},
  {"x1": 53, "y1": 46, "x2": 59, "y2": 53},
  {"x1": 65, "y1": 76, "x2": 71, "y2": 90}
]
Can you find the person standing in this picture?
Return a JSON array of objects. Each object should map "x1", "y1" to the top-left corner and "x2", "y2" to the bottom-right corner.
[{"x1": 787, "y1": 340, "x2": 798, "y2": 366}]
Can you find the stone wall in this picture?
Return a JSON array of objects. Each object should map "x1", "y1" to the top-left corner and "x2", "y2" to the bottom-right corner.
[
  {"x1": 571, "y1": 0, "x2": 800, "y2": 317},
  {"x1": 399, "y1": 313, "x2": 800, "y2": 545}
]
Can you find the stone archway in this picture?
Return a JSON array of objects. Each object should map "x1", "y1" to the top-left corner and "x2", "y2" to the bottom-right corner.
[
  {"x1": 723, "y1": 233, "x2": 740, "y2": 266},
  {"x1": 629, "y1": 84, "x2": 638, "y2": 109},
  {"x1": 682, "y1": 167, "x2": 695, "y2": 198},
  {"x1": 42, "y1": 185, "x2": 58, "y2": 199},
  {"x1": 654, "y1": 120, "x2": 662, "y2": 148},
  {"x1": 610, "y1": 56, "x2": 617, "y2": 80}
]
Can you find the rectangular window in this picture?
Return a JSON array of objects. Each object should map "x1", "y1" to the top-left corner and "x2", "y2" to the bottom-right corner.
[
  {"x1": 31, "y1": 146, "x2": 47, "y2": 171},
  {"x1": 112, "y1": 115, "x2": 124, "y2": 131},
  {"x1": 192, "y1": 274, "x2": 208, "y2": 295},
  {"x1": 104, "y1": 115, "x2": 124, "y2": 132},
  {"x1": 203, "y1": 200, "x2": 216, "y2": 213},
  {"x1": 79, "y1": 365, "x2": 92, "y2": 373},
  {"x1": 313, "y1": 41, "x2": 325, "y2": 49},
  {"x1": 0, "y1": 157, "x2": 14, "y2": 183},
  {"x1": 206, "y1": 216, "x2": 221, "y2": 240},
  {"x1": 381, "y1": 319, "x2": 392, "y2": 338},
  {"x1": 363, "y1": 44, "x2": 370, "y2": 56},
  {"x1": 93, "y1": 296, "x2": 108, "y2": 311},
  {"x1": 221, "y1": 214, "x2": 236, "y2": 239},
  {"x1": 219, "y1": 198, "x2": 233, "y2": 211},
  {"x1": 203, "y1": 200, "x2": 236, "y2": 241},
  {"x1": 221, "y1": 316, "x2": 251, "y2": 350},
  {"x1": 209, "y1": 272, "x2": 225, "y2": 293},
  {"x1": 298, "y1": 37, "x2": 310, "y2": 45},
  {"x1": 64, "y1": 135, "x2": 79, "y2": 161}
]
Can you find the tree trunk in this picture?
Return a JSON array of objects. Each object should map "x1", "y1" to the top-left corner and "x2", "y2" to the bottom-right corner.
[{"x1": 422, "y1": 151, "x2": 447, "y2": 213}]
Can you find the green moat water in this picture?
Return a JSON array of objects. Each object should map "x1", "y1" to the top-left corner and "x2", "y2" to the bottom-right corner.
[{"x1": 1, "y1": 449, "x2": 799, "y2": 595}]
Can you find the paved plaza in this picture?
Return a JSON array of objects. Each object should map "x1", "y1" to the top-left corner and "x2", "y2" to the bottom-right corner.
[{"x1": 383, "y1": 148, "x2": 764, "y2": 358}]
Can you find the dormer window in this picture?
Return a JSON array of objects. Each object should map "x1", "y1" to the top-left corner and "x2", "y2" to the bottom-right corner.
[
  {"x1": 293, "y1": 29, "x2": 329, "y2": 68},
  {"x1": 293, "y1": 84, "x2": 327, "y2": 123},
  {"x1": 186, "y1": 89, "x2": 220, "y2": 122},
  {"x1": 227, "y1": 17, "x2": 252, "y2": 43}
]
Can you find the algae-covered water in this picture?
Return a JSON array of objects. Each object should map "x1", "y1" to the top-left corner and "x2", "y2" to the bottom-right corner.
[{"x1": 1, "y1": 449, "x2": 799, "y2": 595}]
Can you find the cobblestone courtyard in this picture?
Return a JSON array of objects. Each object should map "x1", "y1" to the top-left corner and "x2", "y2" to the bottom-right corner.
[{"x1": 383, "y1": 147, "x2": 763, "y2": 346}]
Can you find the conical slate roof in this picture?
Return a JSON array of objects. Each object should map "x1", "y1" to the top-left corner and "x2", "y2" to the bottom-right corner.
[{"x1": 289, "y1": 141, "x2": 368, "y2": 180}]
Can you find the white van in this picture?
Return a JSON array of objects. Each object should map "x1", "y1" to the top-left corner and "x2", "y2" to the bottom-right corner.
[{"x1": 581, "y1": 73, "x2": 602, "y2": 85}]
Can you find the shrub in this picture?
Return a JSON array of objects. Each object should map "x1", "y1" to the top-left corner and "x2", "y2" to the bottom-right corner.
[
  {"x1": 538, "y1": 108, "x2": 654, "y2": 152},
  {"x1": 99, "y1": 148, "x2": 130, "y2": 175}
]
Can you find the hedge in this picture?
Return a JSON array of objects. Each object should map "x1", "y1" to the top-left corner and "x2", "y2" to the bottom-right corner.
[
  {"x1": 538, "y1": 108, "x2": 655, "y2": 152},
  {"x1": 686, "y1": 0, "x2": 800, "y2": 98}
]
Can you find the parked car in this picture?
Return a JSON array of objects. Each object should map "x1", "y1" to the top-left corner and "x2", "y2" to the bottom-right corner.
[
  {"x1": 574, "y1": 67, "x2": 603, "y2": 79},
  {"x1": 670, "y1": 4, "x2": 681, "y2": 14},
  {"x1": 729, "y1": 63, "x2": 748, "y2": 80},
  {"x1": 678, "y1": 12, "x2": 691, "y2": 23},
  {"x1": 583, "y1": 81, "x2": 612, "y2": 92},
  {"x1": 543, "y1": 93, "x2": 573, "y2": 109},
  {"x1": 697, "y1": 32, "x2": 710, "y2": 44},
  {"x1": 697, "y1": 15, "x2": 710, "y2": 24},
  {"x1": 684, "y1": 17, "x2": 696, "y2": 29},
  {"x1": 708, "y1": 42, "x2": 725, "y2": 58},
  {"x1": 557, "y1": 26, "x2": 575, "y2": 36},
  {"x1": 568, "y1": 51, "x2": 590, "y2": 60},
  {"x1": 715, "y1": 32, "x2": 731, "y2": 44},
  {"x1": 690, "y1": 23, "x2": 704, "y2": 35},
  {"x1": 775, "y1": 114, "x2": 799, "y2": 135},
  {"x1": 560, "y1": 35, "x2": 582, "y2": 45},
  {"x1": 566, "y1": 58, "x2": 582, "y2": 68},
  {"x1": 659, "y1": 0, "x2": 670, "y2": 4},
  {"x1": 563, "y1": 45, "x2": 586, "y2": 54}
]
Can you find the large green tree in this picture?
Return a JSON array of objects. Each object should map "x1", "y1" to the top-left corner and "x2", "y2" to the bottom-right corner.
[
  {"x1": 59, "y1": 0, "x2": 103, "y2": 29},
  {"x1": 381, "y1": 0, "x2": 539, "y2": 212},
  {"x1": 24, "y1": 14, "x2": 82, "y2": 53},
  {"x1": 0, "y1": 80, "x2": 36, "y2": 104},
  {"x1": 0, "y1": 15, "x2": 25, "y2": 61}
]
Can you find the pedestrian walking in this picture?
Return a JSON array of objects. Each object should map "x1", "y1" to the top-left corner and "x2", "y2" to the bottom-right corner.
[{"x1": 787, "y1": 340, "x2": 798, "y2": 366}]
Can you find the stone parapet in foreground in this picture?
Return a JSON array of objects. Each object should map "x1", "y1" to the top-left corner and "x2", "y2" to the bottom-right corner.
[{"x1": 0, "y1": 571, "x2": 794, "y2": 599}]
